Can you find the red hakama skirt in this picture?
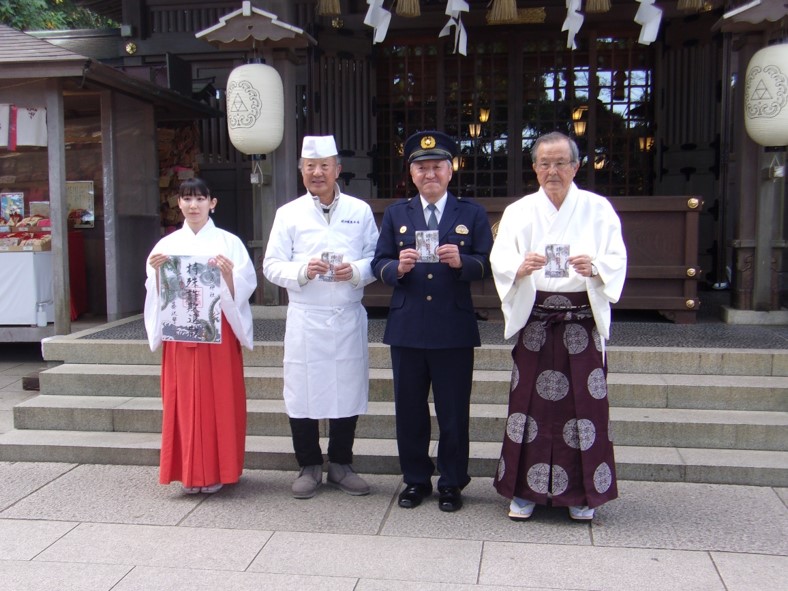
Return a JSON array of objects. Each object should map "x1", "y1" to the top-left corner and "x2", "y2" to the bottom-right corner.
[{"x1": 159, "y1": 315, "x2": 247, "y2": 487}]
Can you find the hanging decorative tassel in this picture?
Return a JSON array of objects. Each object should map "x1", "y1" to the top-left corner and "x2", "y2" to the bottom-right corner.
[
  {"x1": 396, "y1": 0, "x2": 421, "y2": 18},
  {"x1": 487, "y1": 0, "x2": 519, "y2": 24},
  {"x1": 585, "y1": 0, "x2": 611, "y2": 13},
  {"x1": 316, "y1": 0, "x2": 341, "y2": 17},
  {"x1": 677, "y1": 0, "x2": 703, "y2": 11}
]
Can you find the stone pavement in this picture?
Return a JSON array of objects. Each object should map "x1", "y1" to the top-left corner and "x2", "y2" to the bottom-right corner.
[
  {"x1": 0, "y1": 461, "x2": 786, "y2": 591},
  {"x1": 0, "y1": 349, "x2": 787, "y2": 591}
]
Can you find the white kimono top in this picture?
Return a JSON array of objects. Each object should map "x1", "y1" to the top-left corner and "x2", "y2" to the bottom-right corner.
[
  {"x1": 144, "y1": 218, "x2": 257, "y2": 351},
  {"x1": 491, "y1": 183, "x2": 627, "y2": 341},
  {"x1": 263, "y1": 190, "x2": 380, "y2": 419}
]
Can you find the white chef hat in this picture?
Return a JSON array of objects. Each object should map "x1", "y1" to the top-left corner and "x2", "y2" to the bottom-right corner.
[{"x1": 301, "y1": 135, "x2": 338, "y2": 158}]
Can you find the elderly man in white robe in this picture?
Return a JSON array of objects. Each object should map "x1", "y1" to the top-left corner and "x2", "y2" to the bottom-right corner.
[
  {"x1": 263, "y1": 136, "x2": 380, "y2": 499},
  {"x1": 490, "y1": 131, "x2": 627, "y2": 522}
]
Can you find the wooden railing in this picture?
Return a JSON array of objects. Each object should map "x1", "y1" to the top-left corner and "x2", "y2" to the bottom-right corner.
[{"x1": 361, "y1": 195, "x2": 703, "y2": 323}]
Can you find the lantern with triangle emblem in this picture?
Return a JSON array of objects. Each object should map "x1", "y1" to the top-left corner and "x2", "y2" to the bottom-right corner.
[
  {"x1": 195, "y1": 1, "x2": 315, "y2": 155},
  {"x1": 226, "y1": 63, "x2": 284, "y2": 155},
  {"x1": 744, "y1": 43, "x2": 788, "y2": 147}
]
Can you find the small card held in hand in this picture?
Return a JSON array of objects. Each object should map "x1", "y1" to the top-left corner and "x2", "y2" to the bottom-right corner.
[
  {"x1": 319, "y1": 251, "x2": 344, "y2": 282},
  {"x1": 545, "y1": 244, "x2": 570, "y2": 278},
  {"x1": 415, "y1": 230, "x2": 439, "y2": 263}
]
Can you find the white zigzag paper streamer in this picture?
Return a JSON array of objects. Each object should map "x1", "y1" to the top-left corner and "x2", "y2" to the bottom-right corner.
[
  {"x1": 439, "y1": 0, "x2": 469, "y2": 56},
  {"x1": 634, "y1": 0, "x2": 663, "y2": 45},
  {"x1": 561, "y1": 0, "x2": 584, "y2": 50},
  {"x1": 364, "y1": 0, "x2": 392, "y2": 44}
]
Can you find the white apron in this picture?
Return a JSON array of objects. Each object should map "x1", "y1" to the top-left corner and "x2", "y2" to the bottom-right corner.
[{"x1": 283, "y1": 301, "x2": 369, "y2": 419}]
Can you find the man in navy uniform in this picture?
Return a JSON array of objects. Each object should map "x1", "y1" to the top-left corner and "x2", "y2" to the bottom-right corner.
[{"x1": 372, "y1": 130, "x2": 493, "y2": 512}]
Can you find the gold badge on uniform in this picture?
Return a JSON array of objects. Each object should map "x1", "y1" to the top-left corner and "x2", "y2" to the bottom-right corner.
[
  {"x1": 399, "y1": 225, "x2": 407, "y2": 234},
  {"x1": 420, "y1": 136, "x2": 436, "y2": 149},
  {"x1": 456, "y1": 224, "x2": 469, "y2": 235}
]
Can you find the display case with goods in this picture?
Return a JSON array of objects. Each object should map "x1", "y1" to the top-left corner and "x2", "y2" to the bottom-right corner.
[
  {"x1": 0, "y1": 190, "x2": 87, "y2": 326},
  {"x1": 0, "y1": 191, "x2": 54, "y2": 325},
  {"x1": 0, "y1": 251, "x2": 54, "y2": 325},
  {"x1": 0, "y1": 194, "x2": 52, "y2": 248}
]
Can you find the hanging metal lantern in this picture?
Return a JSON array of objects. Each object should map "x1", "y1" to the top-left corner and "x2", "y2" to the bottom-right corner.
[
  {"x1": 226, "y1": 63, "x2": 284, "y2": 155},
  {"x1": 744, "y1": 43, "x2": 788, "y2": 148}
]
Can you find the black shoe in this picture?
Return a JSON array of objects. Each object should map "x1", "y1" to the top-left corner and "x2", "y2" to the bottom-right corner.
[
  {"x1": 438, "y1": 486, "x2": 463, "y2": 512},
  {"x1": 398, "y1": 484, "x2": 432, "y2": 508}
]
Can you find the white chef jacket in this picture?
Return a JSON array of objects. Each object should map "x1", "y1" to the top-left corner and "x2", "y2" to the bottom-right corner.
[
  {"x1": 144, "y1": 218, "x2": 257, "y2": 351},
  {"x1": 263, "y1": 189, "x2": 380, "y2": 419},
  {"x1": 491, "y1": 183, "x2": 627, "y2": 342}
]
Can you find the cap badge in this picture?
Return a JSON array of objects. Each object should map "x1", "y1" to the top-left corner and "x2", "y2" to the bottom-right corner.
[
  {"x1": 456, "y1": 224, "x2": 469, "y2": 235},
  {"x1": 420, "y1": 136, "x2": 436, "y2": 150},
  {"x1": 399, "y1": 225, "x2": 407, "y2": 234}
]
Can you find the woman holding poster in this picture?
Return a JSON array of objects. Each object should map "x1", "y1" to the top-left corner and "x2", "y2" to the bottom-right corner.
[{"x1": 144, "y1": 178, "x2": 256, "y2": 494}]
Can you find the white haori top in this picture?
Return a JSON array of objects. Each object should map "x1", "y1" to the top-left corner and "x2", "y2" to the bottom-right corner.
[
  {"x1": 144, "y1": 218, "x2": 257, "y2": 351},
  {"x1": 491, "y1": 183, "x2": 627, "y2": 341}
]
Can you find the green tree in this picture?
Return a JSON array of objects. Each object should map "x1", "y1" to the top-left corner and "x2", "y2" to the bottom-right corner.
[{"x1": 0, "y1": 0, "x2": 115, "y2": 31}]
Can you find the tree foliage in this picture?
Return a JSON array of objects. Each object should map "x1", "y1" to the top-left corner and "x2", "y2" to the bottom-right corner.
[{"x1": 0, "y1": 0, "x2": 116, "y2": 31}]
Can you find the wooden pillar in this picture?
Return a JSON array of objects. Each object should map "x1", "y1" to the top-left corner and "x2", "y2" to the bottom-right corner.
[
  {"x1": 46, "y1": 79, "x2": 71, "y2": 335},
  {"x1": 248, "y1": 48, "x2": 302, "y2": 306},
  {"x1": 100, "y1": 90, "x2": 120, "y2": 320},
  {"x1": 755, "y1": 154, "x2": 773, "y2": 309},
  {"x1": 730, "y1": 36, "x2": 760, "y2": 310}
]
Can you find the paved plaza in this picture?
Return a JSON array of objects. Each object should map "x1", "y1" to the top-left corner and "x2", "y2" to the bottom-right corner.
[{"x1": 1, "y1": 343, "x2": 786, "y2": 591}]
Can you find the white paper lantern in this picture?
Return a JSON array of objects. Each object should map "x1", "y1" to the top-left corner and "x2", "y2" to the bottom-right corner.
[
  {"x1": 744, "y1": 43, "x2": 788, "y2": 147},
  {"x1": 226, "y1": 63, "x2": 284, "y2": 155}
]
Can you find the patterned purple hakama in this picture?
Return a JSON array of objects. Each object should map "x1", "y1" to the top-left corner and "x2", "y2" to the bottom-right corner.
[{"x1": 493, "y1": 291, "x2": 617, "y2": 508}]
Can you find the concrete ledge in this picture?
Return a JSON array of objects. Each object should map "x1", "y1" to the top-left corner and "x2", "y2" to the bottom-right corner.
[
  {"x1": 721, "y1": 305, "x2": 788, "y2": 325},
  {"x1": 1, "y1": 430, "x2": 784, "y2": 486},
  {"x1": 251, "y1": 305, "x2": 287, "y2": 320},
  {"x1": 0, "y1": 325, "x2": 54, "y2": 343}
]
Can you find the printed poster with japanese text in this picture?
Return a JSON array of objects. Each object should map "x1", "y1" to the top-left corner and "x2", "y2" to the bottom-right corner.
[{"x1": 159, "y1": 255, "x2": 222, "y2": 344}]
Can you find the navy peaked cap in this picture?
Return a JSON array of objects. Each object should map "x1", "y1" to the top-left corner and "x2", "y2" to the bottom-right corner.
[{"x1": 404, "y1": 130, "x2": 457, "y2": 164}]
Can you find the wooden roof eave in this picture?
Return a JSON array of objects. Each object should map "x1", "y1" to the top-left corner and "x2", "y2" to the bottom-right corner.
[
  {"x1": 82, "y1": 59, "x2": 221, "y2": 120},
  {"x1": 0, "y1": 58, "x2": 220, "y2": 121}
]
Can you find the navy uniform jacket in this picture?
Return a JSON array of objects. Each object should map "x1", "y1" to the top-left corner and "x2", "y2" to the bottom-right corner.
[{"x1": 371, "y1": 192, "x2": 493, "y2": 349}]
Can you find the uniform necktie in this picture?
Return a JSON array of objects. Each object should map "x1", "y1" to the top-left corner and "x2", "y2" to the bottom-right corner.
[{"x1": 427, "y1": 203, "x2": 438, "y2": 230}]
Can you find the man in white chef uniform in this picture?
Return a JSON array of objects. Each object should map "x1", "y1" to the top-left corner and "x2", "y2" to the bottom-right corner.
[{"x1": 263, "y1": 136, "x2": 380, "y2": 499}]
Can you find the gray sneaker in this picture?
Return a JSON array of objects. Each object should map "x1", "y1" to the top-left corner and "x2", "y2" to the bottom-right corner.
[
  {"x1": 327, "y1": 463, "x2": 370, "y2": 496},
  {"x1": 292, "y1": 464, "x2": 322, "y2": 499}
]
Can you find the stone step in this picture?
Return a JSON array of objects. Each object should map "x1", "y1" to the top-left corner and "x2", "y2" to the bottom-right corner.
[
  {"x1": 41, "y1": 339, "x2": 788, "y2": 376},
  {"x1": 14, "y1": 396, "x2": 788, "y2": 451},
  {"x1": 0, "y1": 429, "x2": 784, "y2": 487},
  {"x1": 39, "y1": 364, "x2": 788, "y2": 411}
]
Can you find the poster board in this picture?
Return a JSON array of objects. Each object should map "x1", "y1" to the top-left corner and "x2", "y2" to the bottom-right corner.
[
  {"x1": 0, "y1": 192, "x2": 24, "y2": 224},
  {"x1": 159, "y1": 255, "x2": 223, "y2": 344},
  {"x1": 66, "y1": 181, "x2": 95, "y2": 228}
]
